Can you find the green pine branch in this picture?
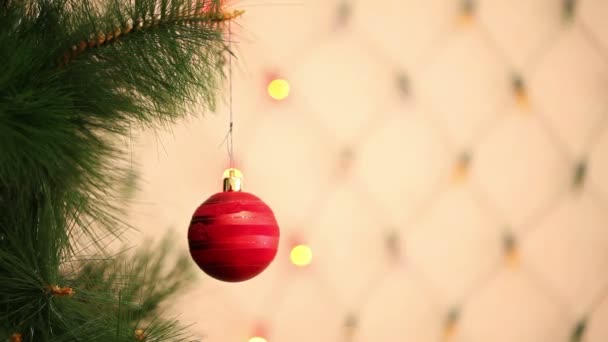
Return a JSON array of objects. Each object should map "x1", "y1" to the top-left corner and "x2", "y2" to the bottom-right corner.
[{"x1": 0, "y1": 0, "x2": 233, "y2": 340}]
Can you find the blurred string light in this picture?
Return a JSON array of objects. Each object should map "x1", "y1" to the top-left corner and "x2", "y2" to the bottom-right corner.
[
  {"x1": 570, "y1": 318, "x2": 587, "y2": 342},
  {"x1": 442, "y1": 308, "x2": 460, "y2": 341},
  {"x1": 335, "y1": 1, "x2": 352, "y2": 28},
  {"x1": 248, "y1": 337, "x2": 267, "y2": 342},
  {"x1": 562, "y1": 0, "x2": 577, "y2": 22},
  {"x1": 511, "y1": 74, "x2": 529, "y2": 109},
  {"x1": 337, "y1": 147, "x2": 355, "y2": 174},
  {"x1": 267, "y1": 79, "x2": 290, "y2": 101},
  {"x1": 503, "y1": 230, "x2": 519, "y2": 268},
  {"x1": 458, "y1": 0, "x2": 475, "y2": 26},
  {"x1": 290, "y1": 244, "x2": 312, "y2": 266},
  {"x1": 248, "y1": 322, "x2": 268, "y2": 342},
  {"x1": 344, "y1": 313, "x2": 358, "y2": 341},
  {"x1": 385, "y1": 229, "x2": 400, "y2": 262},
  {"x1": 451, "y1": 152, "x2": 471, "y2": 184},
  {"x1": 572, "y1": 160, "x2": 587, "y2": 191},
  {"x1": 395, "y1": 71, "x2": 410, "y2": 98}
]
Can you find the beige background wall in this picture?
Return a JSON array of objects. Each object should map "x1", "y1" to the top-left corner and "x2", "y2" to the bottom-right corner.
[{"x1": 128, "y1": 0, "x2": 608, "y2": 341}]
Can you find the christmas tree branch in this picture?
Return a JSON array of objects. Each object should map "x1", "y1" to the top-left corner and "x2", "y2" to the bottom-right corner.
[
  {"x1": 59, "y1": 8, "x2": 244, "y2": 67},
  {"x1": 0, "y1": 0, "x2": 236, "y2": 340}
]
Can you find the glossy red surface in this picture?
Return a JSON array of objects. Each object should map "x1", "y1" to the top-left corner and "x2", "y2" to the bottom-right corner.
[{"x1": 188, "y1": 191, "x2": 280, "y2": 282}]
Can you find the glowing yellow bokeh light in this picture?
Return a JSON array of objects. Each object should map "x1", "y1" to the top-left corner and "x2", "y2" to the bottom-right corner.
[
  {"x1": 248, "y1": 337, "x2": 267, "y2": 342},
  {"x1": 267, "y1": 79, "x2": 290, "y2": 100},
  {"x1": 290, "y1": 244, "x2": 312, "y2": 266}
]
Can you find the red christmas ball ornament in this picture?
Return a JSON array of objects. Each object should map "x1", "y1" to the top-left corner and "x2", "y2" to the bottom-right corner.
[{"x1": 188, "y1": 168, "x2": 280, "y2": 282}]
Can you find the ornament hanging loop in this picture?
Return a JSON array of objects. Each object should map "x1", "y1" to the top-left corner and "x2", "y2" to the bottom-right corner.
[{"x1": 223, "y1": 168, "x2": 243, "y2": 192}]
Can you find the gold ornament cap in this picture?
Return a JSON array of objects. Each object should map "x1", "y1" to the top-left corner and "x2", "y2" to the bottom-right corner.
[{"x1": 223, "y1": 168, "x2": 243, "y2": 192}]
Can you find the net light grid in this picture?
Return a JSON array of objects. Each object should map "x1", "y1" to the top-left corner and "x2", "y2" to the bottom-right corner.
[{"x1": 130, "y1": 0, "x2": 608, "y2": 341}]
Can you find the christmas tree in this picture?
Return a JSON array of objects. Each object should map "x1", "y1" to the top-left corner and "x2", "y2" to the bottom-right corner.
[{"x1": 0, "y1": 1, "x2": 237, "y2": 340}]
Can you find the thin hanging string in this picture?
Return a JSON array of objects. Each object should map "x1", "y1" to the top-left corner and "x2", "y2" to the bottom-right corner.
[
  {"x1": 129, "y1": 122, "x2": 133, "y2": 173},
  {"x1": 227, "y1": 20, "x2": 235, "y2": 168}
]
